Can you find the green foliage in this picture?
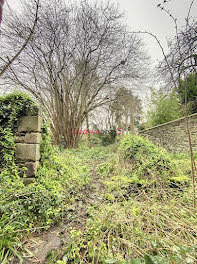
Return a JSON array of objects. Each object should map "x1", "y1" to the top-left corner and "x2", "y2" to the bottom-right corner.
[
  {"x1": 0, "y1": 92, "x2": 36, "y2": 168},
  {"x1": 146, "y1": 89, "x2": 183, "y2": 128},
  {"x1": 96, "y1": 131, "x2": 117, "y2": 146},
  {"x1": 28, "y1": 144, "x2": 195, "y2": 264},
  {"x1": 179, "y1": 73, "x2": 197, "y2": 114},
  {"x1": 118, "y1": 135, "x2": 188, "y2": 187},
  {"x1": 0, "y1": 91, "x2": 36, "y2": 130},
  {"x1": 0, "y1": 145, "x2": 91, "y2": 262},
  {"x1": 78, "y1": 134, "x2": 103, "y2": 148},
  {"x1": 0, "y1": 92, "x2": 92, "y2": 262},
  {"x1": 78, "y1": 131, "x2": 117, "y2": 148},
  {"x1": 90, "y1": 126, "x2": 117, "y2": 146},
  {"x1": 89, "y1": 134, "x2": 103, "y2": 146},
  {"x1": 40, "y1": 120, "x2": 56, "y2": 165},
  {"x1": 97, "y1": 161, "x2": 115, "y2": 179},
  {"x1": 0, "y1": 99, "x2": 196, "y2": 264},
  {"x1": 51, "y1": 144, "x2": 196, "y2": 264},
  {"x1": 70, "y1": 145, "x2": 112, "y2": 162},
  {"x1": 0, "y1": 127, "x2": 16, "y2": 169},
  {"x1": 61, "y1": 199, "x2": 197, "y2": 263}
]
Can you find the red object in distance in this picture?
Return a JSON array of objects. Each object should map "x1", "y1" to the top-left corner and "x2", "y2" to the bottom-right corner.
[{"x1": 117, "y1": 128, "x2": 124, "y2": 135}]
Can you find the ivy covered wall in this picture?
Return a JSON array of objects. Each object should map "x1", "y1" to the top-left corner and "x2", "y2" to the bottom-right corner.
[{"x1": 0, "y1": 92, "x2": 42, "y2": 181}]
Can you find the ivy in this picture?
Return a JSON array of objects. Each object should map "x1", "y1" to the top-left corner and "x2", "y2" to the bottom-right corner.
[
  {"x1": 118, "y1": 135, "x2": 189, "y2": 187},
  {"x1": 0, "y1": 92, "x2": 36, "y2": 168}
]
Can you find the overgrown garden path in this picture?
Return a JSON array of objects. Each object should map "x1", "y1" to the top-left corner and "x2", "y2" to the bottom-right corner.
[
  {"x1": 22, "y1": 147, "x2": 111, "y2": 264},
  {"x1": 12, "y1": 142, "x2": 197, "y2": 264}
]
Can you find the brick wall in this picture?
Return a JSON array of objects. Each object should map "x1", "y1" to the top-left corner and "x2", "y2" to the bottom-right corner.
[{"x1": 139, "y1": 113, "x2": 197, "y2": 153}]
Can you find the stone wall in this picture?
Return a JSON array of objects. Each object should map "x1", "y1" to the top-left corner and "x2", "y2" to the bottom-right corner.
[
  {"x1": 15, "y1": 107, "x2": 42, "y2": 183},
  {"x1": 139, "y1": 113, "x2": 197, "y2": 153}
]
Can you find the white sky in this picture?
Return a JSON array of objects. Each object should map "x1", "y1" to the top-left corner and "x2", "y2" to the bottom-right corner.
[
  {"x1": 116, "y1": 0, "x2": 197, "y2": 63},
  {"x1": 5, "y1": 0, "x2": 197, "y2": 63}
]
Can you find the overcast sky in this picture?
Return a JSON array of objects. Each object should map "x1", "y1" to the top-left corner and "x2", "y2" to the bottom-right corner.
[
  {"x1": 1, "y1": 0, "x2": 196, "y2": 105},
  {"x1": 116, "y1": 0, "x2": 197, "y2": 63},
  {"x1": 6, "y1": 0, "x2": 197, "y2": 64}
]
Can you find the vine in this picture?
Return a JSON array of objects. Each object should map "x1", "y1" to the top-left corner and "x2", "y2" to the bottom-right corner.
[{"x1": 0, "y1": 92, "x2": 37, "y2": 169}]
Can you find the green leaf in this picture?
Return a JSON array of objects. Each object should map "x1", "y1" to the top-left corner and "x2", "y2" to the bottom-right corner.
[
  {"x1": 105, "y1": 259, "x2": 117, "y2": 264},
  {"x1": 130, "y1": 258, "x2": 143, "y2": 264},
  {"x1": 144, "y1": 255, "x2": 155, "y2": 264}
]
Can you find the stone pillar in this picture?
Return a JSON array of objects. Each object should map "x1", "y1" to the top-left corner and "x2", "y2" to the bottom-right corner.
[{"x1": 15, "y1": 107, "x2": 42, "y2": 184}]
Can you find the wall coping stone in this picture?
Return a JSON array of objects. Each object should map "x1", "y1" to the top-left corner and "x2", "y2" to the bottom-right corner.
[
  {"x1": 18, "y1": 116, "x2": 42, "y2": 133},
  {"x1": 139, "y1": 113, "x2": 197, "y2": 133},
  {"x1": 24, "y1": 106, "x2": 42, "y2": 116}
]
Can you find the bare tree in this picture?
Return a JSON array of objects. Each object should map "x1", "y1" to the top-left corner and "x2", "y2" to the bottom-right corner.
[
  {"x1": 157, "y1": 20, "x2": 197, "y2": 87},
  {"x1": 0, "y1": 0, "x2": 4, "y2": 25},
  {"x1": 0, "y1": 0, "x2": 39, "y2": 78},
  {"x1": 1, "y1": 0, "x2": 149, "y2": 148}
]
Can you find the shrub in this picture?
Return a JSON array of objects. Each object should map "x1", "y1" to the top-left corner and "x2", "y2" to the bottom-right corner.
[
  {"x1": 145, "y1": 89, "x2": 183, "y2": 128},
  {"x1": 118, "y1": 135, "x2": 189, "y2": 187},
  {"x1": 93, "y1": 130, "x2": 117, "y2": 146}
]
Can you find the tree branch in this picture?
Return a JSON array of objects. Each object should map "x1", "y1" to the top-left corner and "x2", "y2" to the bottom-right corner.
[{"x1": 0, "y1": 0, "x2": 39, "y2": 78}]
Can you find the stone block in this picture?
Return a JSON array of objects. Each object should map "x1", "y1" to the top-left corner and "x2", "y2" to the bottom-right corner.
[
  {"x1": 23, "y1": 161, "x2": 39, "y2": 177},
  {"x1": 15, "y1": 133, "x2": 41, "y2": 144},
  {"x1": 25, "y1": 106, "x2": 41, "y2": 116},
  {"x1": 15, "y1": 143, "x2": 40, "y2": 161},
  {"x1": 18, "y1": 116, "x2": 42, "y2": 133},
  {"x1": 25, "y1": 133, "x2": 41, "y2": 144},
  {"x1": 23, "y1": 178, "x2": 36, "y2": 185},
  {"x1": 17, "y1": 161, "x2": 39, "y2": 177},
  {"x1": 15, "y1": 135, "x2": 25, "y2": 143}
]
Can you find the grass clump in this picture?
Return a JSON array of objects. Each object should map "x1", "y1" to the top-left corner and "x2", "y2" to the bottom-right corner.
[
  {"x1": 62, "y1": 195, "x2": 197, "y2": 264},
  {"x1": 69, "y1": 145, "x2": 112, "y2": 162},
  {"x1": 118, "y1": 135, "x2": 189, "y2": 187}
]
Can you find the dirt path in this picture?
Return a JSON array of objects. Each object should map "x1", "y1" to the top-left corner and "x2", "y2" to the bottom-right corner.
[{"x1": 18, "y1": 159, "x2": 106, "y2": 264}]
